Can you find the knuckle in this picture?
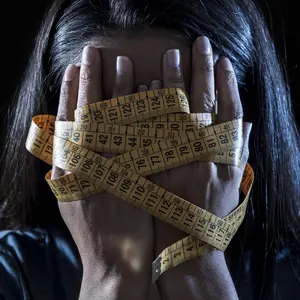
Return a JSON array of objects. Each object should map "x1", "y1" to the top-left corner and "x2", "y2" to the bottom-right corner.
[
  {"x1": 199, "y1": 59, "x2": 214, "y2": 74},
  {"x1": 56, "y1": 108, "x2": 67, "y2": 121},
  {"x1": 221, "y1": 97, "x2": 243, "y2": 120},
  {"x1": 80, "y1": 66, "x2": 93, "y2": 85},
  {"x1": 206, "y1": 161, "x2": 216, "y2": 173},
  {"x1": 165, "y1": 71, "x2": 184, "y2": 87},
  {"x1": 202, "y1": 93, "x2": 215, "y2": 110},
  {"x1": 199, "y1": 162, "x2": 217, "y2": 182},
  {"x1": 218, "y1": 165, "x2": 241, "y2": 184},
  {"x1": 115, "y1": 86, "x2": 131, "y2": 96},
  {"x1": 232, "y1": 102, "x2": 243, "y2": 119},
  {"x1": 225, "y1": 71, "x2": 237, "y2": 87},
  {"x1": 228, "y1": 165, "x2": 239, "y2": 180},
  {"x1": 60, "y1": 80, "x2": 74, "y2": 100},
  {"x1": 60, "y1": 85, "x2": 69, "y2": 100},
  {"x1": 56, "y1": 115, "x2": 67, "y2": 121},
  {"x1": 115, "y1": 75, "x2": 131, "y2": 91},
  {"x1": 56, "y1": 96, "x2": 68, "y2": 121},
  {"x1": 241, "y1": 148, "x2": 250, "y2": 164}
]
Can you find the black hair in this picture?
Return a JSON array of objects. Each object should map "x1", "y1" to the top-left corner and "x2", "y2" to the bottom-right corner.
[{"x1": 1, "y1": 0, "x2": 299, "y2": 299}]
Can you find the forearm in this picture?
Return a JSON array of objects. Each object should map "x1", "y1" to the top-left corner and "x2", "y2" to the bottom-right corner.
[
  {"x1": 79, "y1": 255, "x2": 151, "y2": 300},
  {"x1": 157, "y1": 250, "x2": 238, "y2": 300},
  {"x1": 58, "y1": 201, "x2": 153, "y2": 300},
  {"x1": 79, "y1": 258, "x2": 120, "y2": 300}
]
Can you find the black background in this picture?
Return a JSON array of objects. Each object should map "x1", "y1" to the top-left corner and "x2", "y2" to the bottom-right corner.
[{"x1": 1, "y1": 0, "x2": 299, "y2": 125}]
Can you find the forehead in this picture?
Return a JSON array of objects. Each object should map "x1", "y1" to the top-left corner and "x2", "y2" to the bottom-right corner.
[{"x1": 84, "y1": 30, "x2": 194, "y2": 100}]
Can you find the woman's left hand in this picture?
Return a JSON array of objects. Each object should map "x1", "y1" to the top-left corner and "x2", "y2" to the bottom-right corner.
[{"x1": 147, "y1": 37, "x2": 252, "y2": 299}]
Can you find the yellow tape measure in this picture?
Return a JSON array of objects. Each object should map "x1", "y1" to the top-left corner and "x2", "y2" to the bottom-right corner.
[
  {"x1": 74, "y1": 88, "x2": 190, "y2": 124},
  {"x1": 54, "y1": 114, "x2": 215, "y2": 154},
  {"x1": 25, "y1": 88, "x2": 254, "y2": 281}
]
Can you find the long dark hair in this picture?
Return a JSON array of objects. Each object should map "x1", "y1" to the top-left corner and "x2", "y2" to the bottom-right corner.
[{"x1": 1, "y1": 0, "x2": 299, "y2": 298}]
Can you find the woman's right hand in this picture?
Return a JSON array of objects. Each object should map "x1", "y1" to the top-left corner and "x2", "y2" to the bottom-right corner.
[{"x1": 51, "y1": 46, "x2": 154, "y2": 300}]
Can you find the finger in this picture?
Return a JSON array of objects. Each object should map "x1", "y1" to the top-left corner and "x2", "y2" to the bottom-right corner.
[
  {"x1": 51, "y1": 64, "x2": 79, "y2": 180},
  {"x1": 240, "y1": 122, "x2": 252, "y2": 168},
  {"x1": 149, "y1": 80, "x2": 163, "y2": 91},
  {"x1": 112, "y1": 56, "x2": 134, "y2": 97},
  {"x1": 190, "y1": 36, "x2": 215, "y2": 113},
  {"x1": 216, "y1": 57, "x2": 243, "y2": 123},
  {"x1": 57, "y1": 65, "x2": 79, "y2": 121},
  {"x1": 77, "y1": 46, "x2": 102, "y2": 107},
  {"x1": 163, "y1": 49, "x2": 185, "y2": 89},
  {"x1": 137, "y1": 84, "x2": 148, "y2": 92}
]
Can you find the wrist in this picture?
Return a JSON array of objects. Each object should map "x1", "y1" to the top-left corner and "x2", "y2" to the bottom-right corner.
[
  {"x1": 157, "y1": 249, "x2": 238, "y2": 300},
  {"x1": 159, "y1": 249, "x2": 228, "y2": 282},
  {"x1": 79, "y1": 266, "x2": 120, "y2": 300},
  {"x1": 80, "y1": 254, "x2": 152, "y2": 300}
]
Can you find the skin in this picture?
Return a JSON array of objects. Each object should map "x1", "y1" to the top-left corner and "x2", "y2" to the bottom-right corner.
[
  {"x1": 52, "y1": 32, "x2": 252, "y2": 300},
  {"x1": 69, "y1": 29, "x2": 221, "y2": 100}
]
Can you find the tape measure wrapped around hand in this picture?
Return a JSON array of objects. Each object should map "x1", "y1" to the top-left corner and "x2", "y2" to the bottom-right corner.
[{"x1": 25, "y1": 88, "x2": 254, "y2": 281}]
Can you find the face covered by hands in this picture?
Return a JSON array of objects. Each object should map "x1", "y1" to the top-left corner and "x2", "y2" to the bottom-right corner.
[{"x1": 51, "y1": 36, "x2": 251, "y2": 300}]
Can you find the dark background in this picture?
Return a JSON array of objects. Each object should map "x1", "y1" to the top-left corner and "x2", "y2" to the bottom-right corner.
[{"x1": 1, "y1": 0, "x2": 300, "y2": 125}]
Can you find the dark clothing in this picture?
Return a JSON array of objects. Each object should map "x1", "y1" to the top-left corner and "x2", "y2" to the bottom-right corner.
[
  {"x1": 0, "y1": 229, "x2": 82, "y2": 300},
  {"x1": 0, "y1": 228, "x2": 299, "y2": 300}
]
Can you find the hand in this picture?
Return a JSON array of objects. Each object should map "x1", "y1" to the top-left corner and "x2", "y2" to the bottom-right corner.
[
  {"x1": 52, "y1": 47, "x2": 154, "y2": 300},
  {"x1": 147, "y1": 37, "x2": 251, "y2": 299}
]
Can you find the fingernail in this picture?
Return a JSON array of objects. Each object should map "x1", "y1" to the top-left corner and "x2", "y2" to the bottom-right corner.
[
  {"x1": 167, "y1": 49, "x2": 180, "y2": 68},
  {"x1": 152, "y1": 80, "x2": 162, "y2": 85},
  {"x1": 137, "y1": 84, "x2": 148, "y2": 92},
  {"x1": 220, "y1": 57, "x2": 233, "y2": 71},
  {"x1": 63, "y1": 64, "x2": 77, "y2": 81},
  {"x1": 117, "y1": 56, "x2": 130, "y2": 74},
  {"x1": 196, "y1": 36, "x2": 211, "y2": 54},
  {"x1": 82, "y1": 46, "x2": 99, "y2": 65}
]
